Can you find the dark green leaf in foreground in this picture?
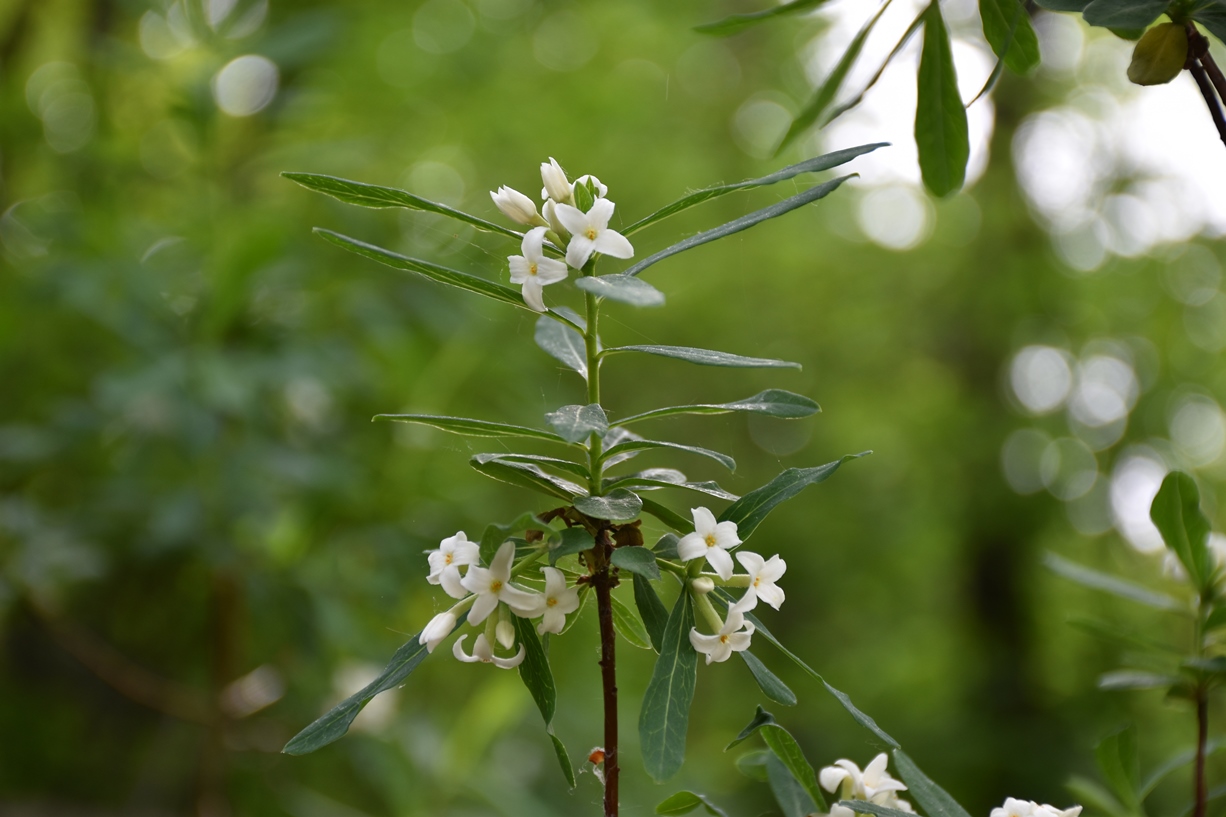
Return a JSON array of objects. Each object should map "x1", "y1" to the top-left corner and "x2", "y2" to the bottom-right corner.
[
  {"x1": 1151, "y1": 471, "x2": 1214, "y2": 591},
  {"x1": 656, "y1": 790, "x2": 730, "y2": 817},
  {"x1": 725, "y1": 706, "x2": 826, "y2": 810},
  {"x1": 1193, "y1": 4, "x2": 1226, "y2": 46},
  {"x1": 535, "y1": 314, "x2": 588, "y2": 379},
  {"x1": 842, "y1": 801, "x2": 918, "y2": 817},
  {"x1": 545, "y1": 403, "x2": 609, "y2": 444},
  {"x1": 640, "y1": 590, "x2": 698, "y2": 781},
  {"x1": 694, "y1": 0, "x2": 830, "y2": 36},
  {"x1": 634, "y1": 572, "x2": 670, "y2": 652},
  {"x1": 893, "y1": 750, "x2": 974, "y2": 817},
  {"x1": 512, "y1": 615, "x2": 575, "y2": 787},
  {"x1": 620, "y1": 389, "x2": 819, "y2": 424},
  {"x1": 374, "y1": 412, "x2": 566, "y2": 443},
  {"x1": 612, "y1": 546, "x2": 661, "y2": 580},
  {"x1": 574, "y1": 274, "x2": 666, "y2": 306},
  {"x1": 720, "y1": 454, "x2": 868, "y2": 540},
  {"x1": 573, "y1": 488, "x2": 643, "y2": 522},
  {"x1": 740, "y1": 650, "x2": 798, "y2": 706},
  {"x1": 604, "y1": 473, "x2": 739, "y2": 502},
  {"x1": 605, "y1": 345, "x2": 801, "y2": 370},
  {"x1": 1033, "y1": 0, "x2": 1091, "y2": 9},
  {"x1": 770, "y1": 754, "x2": 819, "y2": 817},
  {"x1": 979, "y1": 0, "x2": 1040, "y2": 75},
  {"x1": 915, "y1": 2, "x2": 969, "y2": 197},
  {"x1": 624, "y1": 144, "x2": 887, "y2": 235},
  {"x1": 1043, "y1": 552, "x2": 1184, "y2": 612},
  {"x1": 475, "y1": 452, "x2": 590, "y2": 481},
  {"x1": 1083, "y1": 0, "x2": 1169, "y2": 29},
  {"x1": 470, "y1": 455, "x2": 584, "y2": 500},
  {"x1": 611, "y1": 593, "x2": 654, "y2": 650},
  {"x1": 549, "y1": 527, "x2": 596, "y2": 564},
  {"x1": 480, "y1": 511, "x2": 552, "y2": 565},
  {"x1": 641, "y1": 498, "x2": 693, "y2": 533},
  {"x1": 620, "y1": 175, "x2": 856, "y2": 278}
]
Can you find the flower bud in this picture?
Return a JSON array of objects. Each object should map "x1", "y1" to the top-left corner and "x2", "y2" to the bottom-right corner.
[
  {"x1": 495, "y1": 618, "x2": 516, "y2": 650},
  {"x1": 691, "y1": 576, "x2": 715, "y2": 595},
  {"x1": 542, "y1": 199, "x2": 567, "y2": 237},
  {"x1": 541, "y1": 157, "x2": 572, "y2": 203},
  {"x1": 419, "y1": 611, "x2": 457, "y2": 653},
  {"x1": 490, "y1": 185, "x2": 541, "y2": 226}
]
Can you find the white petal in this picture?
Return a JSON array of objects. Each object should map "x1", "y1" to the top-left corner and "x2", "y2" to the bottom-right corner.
[
  {"x1": 729, "y1": 588, "x2": 758, "y2": 613},
  {"x1": 725, "y1": 631, "x2": 752, "y2": 653},
  {"x1": 593, "y1": 228, "x2": 634, "y2": 259},
  {"x1": 495, "y1": 618, "x2": 516, "y2": 649},
  {"x1": 419, "y1": 611, "x2": 456, "y2": 652},
  {"x1": 471, "y1": 633, "x2": 495, "y2": 662},
  {"x1": 756, "y1": 583, "x2": 785, "y2": 610},
  {"x1": 864, "y1": 753, "x2": 890, "y2": 783},
  {"x1": 535, "y1": 257, "x2": 569, "y2": 286},
  {"x1": 491, "y1": 540, "x2": 516, "y2": 580},
  {"x1": 541, "y1": 158, "x2": 571, "y2": 203},
  {"x1": 542, "y1": 566, "x2": 567, "y2": 597},
  {"x1": 492, "y1": 644, "x2": 526, "y2": 669},
  {"x1": 735, "y1": 550, "x2": 765, "y2": 575},
  {"x1": 689, "y1": 628, "x2": 722, "y2": 654},
  {"x1": 508, "y1": 255, "x2": 532, "y2": 283},
  {"x1": 676, "y1": 532, "x2": 708, "y2": 562},
  {"x1": 820, "y1": 767, "x2": 851, "y2": 793},
  {"x1": 554, "y1": 203, "x2": 589, "y2": 236},
  {"x1": 554, "y1": 588, "x2": 581, "y2": 614},
  {"x1": 759, "y1": 555, "x2": 787, "y2": 582},
  {"x1": 706, "y1": 546, "x2": 734, "y2": 581},
  {"x1": 468, "y1": 592, "x2": 498, "y2": 625},
  {"x1": 440, "y1": 566, "x2": 469, "y2": 599},
  {"x1": 713, "y1": 520, "x2": 741, "y2": 549},
  {"x1": 722, "y1": 608, "x2": 746, "y2": 634},
  {"x1": 691, "y1": 507, "x2": 718, "y2": 534},
  {"x1": 538, "y1": 607, "x2": 566, "y2": 635},
  {"x1": 566, "y1": 235, "x2": 595, "y2": 269},
  {"x1": 500, "y1": 584, "x2": 544, "y2": 615},
  {"x1": 521, "y1": 225, "x2": 546, "y2": 260},
  {"x1": 452, "y1": 635, "x2": 480, "y2": 663},
  {"x1": 521, "y1": 279, "x2": 546, "y2": 312},
  {"x1": 460, "y1": 565, "x2": 491, "y2": 596},
  {"x1": 831, "y1": 806, "x2": 857, "y2": 817},
  {"x1": 586, "y1": 197, "x2": 615, "y2": 229}
]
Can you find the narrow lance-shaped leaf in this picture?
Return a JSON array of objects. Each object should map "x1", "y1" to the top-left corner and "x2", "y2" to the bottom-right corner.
[
  {"x1": 769, "y1": 754, "x2": 819, "y2": 817},
  {"x1": 574, "y1": 274, "x2": 666, "y2": 307},
  {"x1": 694, "y1": 0, "x2": 831, "y2": 36},
  {"x1": 535, "y1": 313, "x2": 588, "y2": 380},
  {"x1": 655, "y1": 791, "x2": 730, "y2": 817},
  {"x1": 601, "y1": 438, "x2": 737, "y2": 472},
  {"x1": 720, "y1": 453, "x2": 869, "y2": 540},
  {"x1": 611, "y1": 593, "x2": 655, "y2": 650},
  {"x1": 639, "y1": 591, "x2": 698, "y2": 781},
  {"x1": 892, "y1": 750, "x2": 974, "y2": 817},
  {"x1": 573, "y1": 488, "x2": 643, "y2": 522},
  {"x1": 619, "y1": 389, "x2": 819, "y2": 424},
  {"x1": 725, "y1": 706, "x2": 827, "y2": 810},
  {"x1": 1033, "y1": 0, "x2": 1091, "y2": 9},
  {"x1": 1192, "y1": 5, "x2": 1226, "y2": 46},
  {"x1": 612, "y1": 547, "x2": 662, "y2": 580},
  {"x1": 1150, "y1": 471, "x2": 1214, "y2": 591},
  {"x1": 1043, "y1": 552, "x2": 1185, "y2": 612},
  {"x1": 475, "y1": 452, "x2": 590, "y2": 481},
  {"x1": 740, "y1": 650, "x2": 798, "y2": 706},
  {"x1": 375, "y1": 413, "x2": 567, "y2": 443},
  {"x1": 480, "y1": 511, "x2": 552, "y2": 565},
  {"x1": 634, "y1": 572, "x2": 670, "y2": 652},
  {"x1": 624, "y1": 144, "x2": 888, "y2": 235},
  {"x1": 621, "y1": 175, "x2": 856, "y2": 278},
  {"x1": 604, "y1": 345, "x2": 801, "y2": 370},
  {"x1": 841, "y1": 802, "x2": 917, "y2": 817},
  {"x1": 512, "y1": 615, "x2": 576, "y2": 788},
  {"x1": 979, "y1": 0, "x2": 1040, "y2": 75},
  {"x1": 470, "y1": 455, "x2": 584, "y2": 501},
  {"x1": 823, "y1": 8, "x2": 926, "y2": 126},
  {"x1": 604, "y1": 474, "x2": 739, "y2": 502},
  {"x1": 641, "y1": 498, "x2": 693, "y2": 533},
  {"x1": 915, "y1": 2, "x2": 970, "y2": 197},
  {"x1": 1095, "y1": 726, "x2": 1141, "y2": 814}
]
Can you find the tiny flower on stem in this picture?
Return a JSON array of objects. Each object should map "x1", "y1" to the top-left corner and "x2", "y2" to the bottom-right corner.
[
  {"x1": 555, "y1": 198, "x2": 634, "y2": 270},
  {"x1": 991, "y1": 800, "x2": 1082, "y2": 817},
  {"x1": 452, "y1": 633, "x2": 525, "y2": 669},
  {"x1": 689, "y1": 608, "x2": 754, "y2": 664},
  {"x1": 418, "y1": 610, "x2": 457, "y2": 653},
  {"x1": 541, "y1": 157, "x2": 572, "y2": 204},
  {"x1": 730, "y1": 551, "x2": 787, "y2": 612},
  {"x1": 537, "y1": 566, "x2": 581, "y2": 635},
  {"x1": 508, "y1": 226, "x2": 568, "y2": 312},
  {"x1": 427, "y1": 531, "x2": 480, "y2": 599},
  {"x1": 820, "y1": 753, "x2": 909, "y2": 807},
  {"x1": 677, "y1": 507, "x2": 741, "y2": 581},
  {"x1": 490, "y1": 185, "x2": 546, "y2": 227},
  {"x1": 460, "y1": 541, "x2": 543, "y2": 625}
]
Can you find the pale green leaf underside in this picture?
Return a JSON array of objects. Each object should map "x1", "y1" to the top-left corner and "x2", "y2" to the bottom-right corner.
[
  {"x1": 374, "y1": 413, "x2": 567, "y2": 443},
  {"x1": 573, "y1": 488, "x2": 643, "y2": 521},
  {"x1": 535, "y1": 314, "x2": 588, "y2": 379},
  {"x1": 470, "y1": 455, "x2": 584, "y2": 500},
  {"x1": 546, "y1": 403, "x2": 609, "y2": 444},
  {"x1": 694, "y1": 0, "x2": 831, "y2": 35},
  {"x1": 1043, "y1": 552, "x2": 1184, "y2": 612},
  {"x1": 620, "y1": 389, "x2": 819, "y2": 424},
  {"x1": 601, "y1": 438, "x2": 736, "y2": 472},
  {"x1": 611, "y1": 592, "x2": 655, "y2": 650},
  {"x1": 605, "y1": 345, "x2": 801, "y2": 370},
  {"x1": 574, "y1": 274, "x2": 666, "y2": 306},
  {"x1": 604, "y1": 475, "x2": 739, "y2": 502},
  {"x1": 476, "y1": 452, "x2": 590, "y2": 480}
]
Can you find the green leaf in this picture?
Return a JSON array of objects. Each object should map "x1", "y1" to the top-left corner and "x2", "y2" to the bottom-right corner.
[
  {"x1": 605, "y1": 344, "x2": 801, "y2": 370},
  {"x1": 633, "y1": 573, "x2": 670, "y2": 652},
  {"x1": 768, "y1": 754, "x2": 819, "y2": 817},
  {"x1": 605, "y1": 472, "x2": 739, "y2": 502},
  {"x1": 574, "y1": 274, "x2": 666, "y2": 307},
  {"x1": 654, "y1": 532, "x2": 682, "y2": 559},
  {"x1": 550, "y1": 527, "x2": 596, "y2": 564},
  {"x1": 612, "y1": 592, "x2": 655, "y2": 650},
  {"x1": 916, "y1": 2, "x2": 970, "y2": 197},
  {"x1": 1128, "y1": 22, "x2": 1188, "y2": 85},
  {"x1": 979, "y1": 0, "x2": 1041, "y2": 75},
  {"x1": 740, "y1": 650, "x2": 798, "y2": 706},
  {"x1": 284, "y1": 173, "x2": 525, "y2": 241},
  {"x1": 719, "y1": 454, "x2": 868, "y2": 540},
  {"x1": 779, "y1": 2, "x2": 895, "y2": 152},
  {"x1": 612, "y1": 546, "x2": 662, "y2": 580},
  {"x1": 1068, "y1": 616, "x2": 1182, "y2": 654},
  {"x1": 1207, "y1": 604, "x2": 1226, "y2": 631},
  {"x1": 601, "y1": 438, "x2": 737, "y2": 472},
  {"x1": 470, "y1": 455, "x2": 584, "y2": 500},
  {"x1": 549, "y1": 733, "x2": 577, "y2": 789},
  {"x1": 374, "y1": 413, "x2": 566, "y2": 443},
  {"x1": 512, "y1": 616, "x2": 575, "y2": 788},
  {"x1": 475, "y1": 452, "x2": 590, "y2": 481},
  {"x1": 892, "y1": 750, "x2": 974, "y2": 817},
  {"x1": 694, "y1": 0, "x2": 830, "y2": 35},
  {"x1": 1066, "y1": 776, "x2": 1126, "y2": 817},
  {"x1": 573, "y1": 180, "x2": 595, "y2": 212},
  {"x1": 314, "y1": 229, "x2": 528, "y2": 309},
  {"x1": 574, "y1": 488, "x2": 643, "y2": 522},
  {"x1": 842, "y1": 802, "x2": 918, "y2": 817},
  {"x1": 1140, "y1": 740, "x2": 1226, "y2": 798},
  {"x1": 655, "y1": 790, "x2": 730, "y2": 817},
  {"x1": 620, "y1": 389, "x2": 820, "y2": 424},
  {"x1": 726, "y1": 706, "x2": 825, "y2": 810},
  {"x1": 535, "y1": 313, "x2": 588, "y2": 380},
  {"x1": 823, "y1": 8, "x2": 926, "y2": 126},
  {"x1": 1095, "y1": 726, "x2": 1141, "y2": 813},
  {"x1": 726, "y1": 705, "x2": 778, "y2": 749},
  {"x1": 620, "y1": 175, "x2": 856, "y2": 278},
  {"x1": 283, "y1": 618, "x2": 459, "y2": 754},
  {"x1": 1083, "y1": 0, "x2": 1169, "y2": 28},
  {"x1": 624, "y1": 144, "x2": 888, "y2": 235},
  {"x1": 480, "y1": 511, "x2": 552, "y2": 565},
  {"x1": 545, "y1": 403, "x2": 609, "y2": 444},
  {"x1": 641, "y1": 499, "x2": 692, "y2": 533},
  {"x1": 639, "y1": 591, "x2": 698, "y2": 782},
  {"x1": 1151, "y1": 471, "x2": 1214, "y2": 591},
  {"x1": 1193, "y1": 4, "x2": 1226, "y2": 45},
  {"x1": 1043, "y1": 552, "x2": 1185, "y2": 612},
  {"x1": 1034, "y1": 0, "x2": 1091, "y2": 9},
  {"x1": 735, "y1": 750, "x2": 771, "y2": 782}
]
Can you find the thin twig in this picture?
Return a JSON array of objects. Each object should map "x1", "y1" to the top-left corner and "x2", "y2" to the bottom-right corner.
[
  {"x1": 1189, "y1": 58, "x2": 1226, "y2": 149},
  {"x1": 594, "y1": 529, "x2": 620, "y2": 817}
]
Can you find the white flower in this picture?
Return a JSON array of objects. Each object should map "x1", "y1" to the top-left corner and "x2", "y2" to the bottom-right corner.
[
  {"x1": 537, "y1": 567, "x2": 581, "y2": 635},
  {"x1": 730, "y1": 552, "x2": 787, "y2": 612},
  {"x1": 554, "y1": 199, "x2": 634, "y2": 269},
  {"x1": 452, "y1": 633, "x2": 525, "y2": 669},
  {"x1": 509, "y1": 226, "x2": 569, "y2": 312},
  {"x1": 490, "y1": 185, "x2": 544, "y2": 226},
  {"x1": 496, "y1": 617, "x2": 516, "y2": 649},
  {"x1": 820, "y1": 754, "x2": 909, "y2": 806},
  {"x1": 427, "y1": 531, "x2": 480, "y2": 599},
  {"x1": 418, "y1": 611, "x2": 457, "y2": 653},
  {"x1": 542, "y1": 199, "x2": 567, "y2": 236},
  {"x1": 574, "y1": 174, "x2": 608, "y2": 199},
  {"x1": 677, "y1": 507, "x2": 741, "y2": 581},
  {"x1": 460, "y1": 540, "x2": 544, "y2": 625},
  {"x1": 991, "y1": 800, "x2": 1081, "y2": 817},
  {"x1": 541, "y1": 157, "x2": 572, "y2": 203},
  {"x1": 689, "y1": 608, "x2": 754, "y2": 664}
]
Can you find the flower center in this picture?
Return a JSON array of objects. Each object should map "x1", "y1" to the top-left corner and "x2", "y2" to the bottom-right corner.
[
  {"x1": 585, "y1": 227, "x2": 598, "y2": 240},
  {"x1": 547, "y1": 597, "x2": 558, "y2": 607},
  {"x1": 528, "y1": 262, "x2": 538, "y2": 277},
  {"x1": 753, "y1": 576, "x2": 761, "y2": 587},
  {"x1": 704, "y1": 534, "x2": 717, "y2": 548},
  {"x1": 490, "y1": 580, "x2": 503, "y2": 593},
  {"x1": 444, "y1": 553, "x2": 453, "y2": 565},
  {"x1": 719, "y1": 634, "x2": 729, "y2": 644}
]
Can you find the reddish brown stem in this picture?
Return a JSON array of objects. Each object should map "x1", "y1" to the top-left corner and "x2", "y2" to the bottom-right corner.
[
  {"x1": 1195, "y1": 687, "x2": 1208, "y2": 817},
  {"x1": 1189, "y1": 58, "x2": 1226, "y2": 149},
  {"x1": 593, "y1": 537, "x2": 619, "y2": 817}
]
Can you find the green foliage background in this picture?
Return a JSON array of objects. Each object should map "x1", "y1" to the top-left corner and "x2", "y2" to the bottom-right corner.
[{"x1": 1, "y1": 0, "x2": 1223, "y2": 815}]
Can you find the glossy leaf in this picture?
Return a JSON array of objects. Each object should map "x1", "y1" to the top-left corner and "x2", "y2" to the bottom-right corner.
[
  {"x1": 315, "y1": 229, "x2": 526, "y2": 309},
  {"x1": 605, "y1": 474, "x2": 739, "y2": 502},
  {"x1": 612, "y1": 546, "x2": 662, "y2": 580},
  {"x1": 639, "y1": 591, "x2": 698, "y2": 781},
  {"x1": 512, "y1": 616, "x2": 575, "y2": 787},
  {"x1": 655, "y1": 790, "x2": 730, "y2": 817},
  {"x1": 624, "y1": 144, "x2": 887, "y2": 235},
  {"x1": 601, "y1": 438, "x2": 736, "y2": 472},
  {"x1": 549, "y1": 527, "x2": 596, "y2": 564},
  {"x1": 740, "y1": 650, "x2": 798, "y2": 706},
  {"x1": 726, "y1": 706, "x2": 826, "y2": 810},
  {"x1": 620, "y1": 389, "x2": 820, "y2": 424},
  {"x1": 480, "y1": 511, "x2": 551, "y2": 565},
  {"x1": 1033, "y1": 0, "x2": 1091, "y2": 8},
  {"x1": 719, "y1": 453, "x2": 868, "y2": 540},
  {"x1": 1151, "y1": 471, "x2": 1213, "y2": 591},
  {"x1": 574, "y1": 274, "x2": 665, "y2": 306},
  {"x1": 641, "y1": 498, "x2": 693, "y2": 533},
  {"x1": 1083, "y1": 0, "x2": 1169, "y2": 28},
  {"x1": 374, "y1": 413, "x2": 566, "y2": 443},
  {"x1": 694, "y1": 0, "x2": 830, "y2": 35},
  {"x1": 633, "y1": 572, "x2": 670, "y2": 652},
  {"x1": 611, "y1": 592, "x2": 654, "y2": 650},
  {"x1": 545, "y1": 403, "x2": 609, "y2": 444},
  {"x1": 621, "y1": 175, "x2": 856, "y2": 278},
  {"x1": 1097, "y1": 670, "x2": 1180, "y2": 690},
  {"x1": 535, "y1": 314, "x2": 588, "y2": 379},
  {"x1": 654, "y1": 532, "x2": 682, "y2": 560},
  {"x1": 1193, "y1": 4, "x2": 1226, "y2": 45},
  {"x1": 476, "y1": 452, "x2": 590, "y2": 481},
  {"x1": 979, "y1": 0, "x2": 1040, "y2": 75},
  {"x1": 573, "y1": 488, "x2": 643, "y2": 521},
  {"x1": 916, "y1": 2, "x2": 970, "y2": 197},
  {"x1": 606, "y1": 344, "x2": 800, "y2": 370},
  {"x1": 1044, "y1": 552, "x2": 1184, "y2": 611},
  {"x1": 892, "y1": 750, "x2": 974, "y2": 817},
  {"x1": 470, "y1": 455, "x2": 584, "y2": 500},
  {"x1": 769, "y1": 754, "x2": 819, "y2": 817}
]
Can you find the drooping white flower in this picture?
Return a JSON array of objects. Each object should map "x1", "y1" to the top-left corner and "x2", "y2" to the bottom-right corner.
[
  {"x1": 427, "y1": 531, "x2": 480, "y2": 599},
  {"x1": 573, "y1": 174, "x2": 608, "y2": 199},
  {"x1": 677, "y1": 507, "x2": 741, "y2": 581},
  {"x1": 554, "y1": 199, "x2": 634, "y2": 270},
  {"x1": 491, "y1": 185, "x2": 544, "y2": 226},
  {"x1": 541, "y1": 157, "x2": 572, "y2": 203},
  {"x1": 689, "y1": 608, "x2": 754, "y2": 664},
  {"x1": 990, "y1": 800, "x2": 1081, "y2": 817},
  {"x1": 452, "y1": 633, "x2": 525, "y2": 669},
  {"x1": 460, "y1": 540, "x2": 543, "y2": 624},
  {"x1": 537, "y1": 567, "x2": 581, "y2": 635},
  {"x1": 418, "y1": 611, "x2": 457, "y2": 653},
  {"x1": 730, "y1": 551, "x2": 787, "y2": 612},
  {"x1": 820, "y1": 753, "x2": 909, "y2": 807},
  {"x1": 509, "y1": 226, "x2": 569, "y2": 312},
  {"x1": 542, "y1": 199, "x2": 567, "y2": 237}
]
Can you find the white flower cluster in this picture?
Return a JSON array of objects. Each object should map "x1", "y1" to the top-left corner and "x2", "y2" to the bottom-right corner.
[
  {"x1": 677, "y1": 507, "x2": 788, "y2": 664},
  {"x1": 418, "y1": 536, "x2": 580, "y2": 670},
  {"x1": 819, "y1": 753, "x2": 913, "y2": 817},
  {"x1": 490, "y1": 157, "x2": 634, "y2": 312},
  {"x1": 990, "y1": 799, "x2": 1082, "y2": 817}
]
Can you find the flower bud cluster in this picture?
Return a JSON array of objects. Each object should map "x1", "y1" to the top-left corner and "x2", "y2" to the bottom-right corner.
[
  {"x1": 819, "y1": 753, "x2": 913, "y2": 817},
  {"x1": 489, "y1": 157, "x2": 635, "y2": 312},
  {"x1": 990, "y1": 799, "x2": 1082, "y2": 817}
]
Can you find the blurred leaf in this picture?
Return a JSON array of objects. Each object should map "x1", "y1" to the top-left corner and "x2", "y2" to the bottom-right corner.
[
  {"x1": 979, "y1": 0, "x2": 1040, "y2": 74},
  {"x1": 535, "y1": 314, "x2": 588, "y2": 380},
  {"x1": 641, "y1": 499, "x2": 693, "y2": 533},
  {"x1": 574, "y1": 489, "x2": 643, "y2": 521},
  {"x1": 1150, "y1": 471, "x2": 1213, "y2": 592},
  {"x1": 315, "y1": 229, "x2": 528, "y2": 309},
  {"x1": 546, "y1": 403, "x2": 609, "y2": 444},
  {"x1": 916, "y1": 2, "x2": 970, "y2": 197},
  {"x1": 470, "y1": 455, "x2": 584, "y2": 500},
  {"x1": 823, "y1": 8, "x2": 926, "y2": 124},
  {"x1": 740, "y1": 650, "x2": 798, "y2": 706},
  {"x1": 624, "y1": 145, "x2": 888, "y2": 234},
  {"x1": 476, "y1": 453, "x2": 590, "y2": 481},
  {"x1": 1192, "y1": 4, "x2": 1226, "y2": 44},
  {"x1": 1034, "y1": 0, "x2": 1091, "y2": 8},
  {"x1": 480, "y1": 511, "x2": 553, "y2": 564},
  {"x1": 574, "y1": 274, "x2": 665, "y2": 306},
  {"x1": 768, "y1": 753, "x2": 819, "y2": 817},
  {"x1": 736, "y1": 750, "x2": 772, "y2": 782},
  {"x1": 611, "y1": 592, "x2": 654, "y2": 649},
  {"x1": 605, "y1": 344, "x2": 801, "y2": 370},
  {"x1": 719, "y1": 454, "x2": 869, "y2": 540},
  {"x1": 843, "y1": 802, "x2": 920, "y2": 817},
  {"x1": 1083, "y1": 0, "x2": 1169, "y2": 28},
  {"x1": 726, "y1": 706, "x2": 826, "y2": 810},
  {"x1": 1069, "y1": 616, "x2": 1182, "y2": 654},
  {"x1": 1127, "y1": 22, "x2": 1187, "y2": 84},
  {"x1": 1044, "y1": 552, "x2": 1185, "y2": 612},
  {"x1": 549, "y1": 527, "x2": 596, "y2": 564},
  {"x1": 892, "y1": 750, "x2": 974, "y2": 817},
  {"x1": 374, "y1": 413, "x2": 567, "y2": 443},
  {"x1": 1207, "y1": 604, "x2": 1226, "y2": 630},
  {"x1": 694, "y1": 0, "x2": 830, "y2": 35},
  {"x1": 619, "y1": 389, "x2": 820, "y2": 424},
  {"x1": 639, "y1": 591, "x2": 698, "y2": 781},
  {"x1": 601, "y1": 438, "x2": 737, "y2": 472},
  {"x1": 634, "y1": 573, "x2": 670, "y2": 652},
  {"x1": 1109, "y1": 26, "x2": 1147, "y2": 39},
  {"x1": 512, "y1": 615, "x2": 575, "y2": 788},
  {"x1": 612, "y1": 547, "x2": 662, "y2": 579},
  {"x1": 655, "y1": 790, "x2": 730, "y2": 816},
  {"x1": 1095, "y1": 725, "x2": 1141, "y2": 813},
  {"x1": 621, "y1": 175, "x2": 856, "y2": 277},
  {"x1": 1140, "y1": 740, "x2": 1226, "y2": 798},
  {"x1": 1067, "y1": 776, "x2": 1128, "y2": 817}
]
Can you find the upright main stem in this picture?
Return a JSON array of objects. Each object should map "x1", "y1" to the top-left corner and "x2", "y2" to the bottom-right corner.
[{"x1": 1193, "y1": 594, "x2": 1210, "y2": 817}]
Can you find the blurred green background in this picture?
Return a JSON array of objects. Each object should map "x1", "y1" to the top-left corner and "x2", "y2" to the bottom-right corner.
[{"x1": 3, "y1": 0, "x2": 1225, "y2": 814}]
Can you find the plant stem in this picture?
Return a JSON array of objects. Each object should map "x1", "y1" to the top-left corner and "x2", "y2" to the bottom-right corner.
[
  {"x1": 1186, "y1": 24, "x2": 1226, "y2": 149},
  {"x1": 1195, "y1": 687, "x2": 1208, "y2": 817}
]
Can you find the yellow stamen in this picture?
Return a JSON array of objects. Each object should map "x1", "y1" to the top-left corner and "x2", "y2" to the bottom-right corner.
[
  {"x1": 529, "y1": 262, "x2": 538, "y2": 277},
  {"x1": 585, "y1": 228, "x2": 597, "y2": 240},
  {"x1": 547, "y1": 597, "x2": 558, "y2": 607},
  {"x1": 704, "y1": 534, "x2": 717, "y2": 548},
  {"x1": 490, "y1": 580, "x2": 503, "y2": 593}
]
